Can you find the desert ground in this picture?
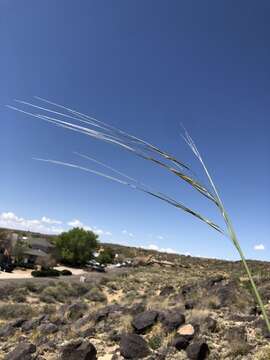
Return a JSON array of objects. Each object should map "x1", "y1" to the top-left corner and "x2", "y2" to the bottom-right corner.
[{"x1": 0, "y1": 251, "x2": 270, "y2": 360}]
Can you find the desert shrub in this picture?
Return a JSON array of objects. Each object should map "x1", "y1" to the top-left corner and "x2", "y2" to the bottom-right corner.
[
  {"x1": 255, "y1": 345, "x2": 270, "y2": 359},
  {"x1": 85, "y1": 287, "x2": 107, "y2": 302},
  {"x1": 24, "y1": 281, "x2": 39, "y2": 293},
  {"x1": 71, "y1": 282, "x2": 90, "y2": 296},
  {"x1": 11, "y1": 288, "x2": 27, "y2": 303},
  {"x1": 148, "y1": 334, "x2": 162, "y2": 350},
  {"x1": 32, "y1": 268, "x2": 61, "y2": 277},
  {"x1": 39, "y1": 293, "x2": 56, "y2": 303},
  {"x1": 0, "y1": 283, "x2": 17, "y2": 300},
  {"x1": 42, "y1": 304, "x2": 57, "y2": 315},
  {"x1": 61, "y1": 269, "x2": 72, "y2": 276},
  {"x1": 0, "y1": 303, "x2": 35, "y2": 320},
  {"x1": 229, "y1": 340, "x2": 251, "y2": 357}
]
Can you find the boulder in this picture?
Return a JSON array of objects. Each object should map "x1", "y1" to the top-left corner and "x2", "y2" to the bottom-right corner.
[
  {"x1": 129, "y1": 302, "x2": 146, "y2": 316},
  {"x1": 185, "y1": 301, "x2": 195, "y2": 310},
  {"x1": 205, "y1": 317, "x2": 217, "y2": 333},
  {"x1": 21, "y1": 315, "x2": 46, "y2": 332},
  {"x1": 186, "y1": 341, "x2": 209, "y2": 360},
  {"x1": 37, "y1": 323, "x2": 58, "y2": 335},
  {"x1": 67, "y1": 302, "x2": 88, "y2": 321},
  {"x1": 159, "y1": 286, "x2": 175, "y2": 296},
  {"x1": 120, "y1": 333, "x2": 150, "y2": 359},
  {"x1": 132, "y1": 310, "x2": 158, "y2": 333},
  {"x1": 4, "y1": 342, "x2": 36, "y2": 360},
  {"x1": 177, "y1": 324, "x2": 195, "y2": 340},
  {"x1": 60, "y1": 338, "x2": 97, "y2": 360},
  {"x1": 160, "y1": 309, "x2": 185, "y2": 331},
  {"x1": 172, "y1": 335, "x2": 189, "y2": 350},
  {"x1": 0, "y1": 324, "x2": 15, "y2": 338}
]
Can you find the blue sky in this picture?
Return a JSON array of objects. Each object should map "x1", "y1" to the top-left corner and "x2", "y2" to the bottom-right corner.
[{"x1": 1, "y1": 1, "x2": 270, "y2": 260}]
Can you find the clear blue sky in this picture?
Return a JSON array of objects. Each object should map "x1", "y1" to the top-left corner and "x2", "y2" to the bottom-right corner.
[{"x1": 1, "y1": 1, "x2": 270, "y2": 260}]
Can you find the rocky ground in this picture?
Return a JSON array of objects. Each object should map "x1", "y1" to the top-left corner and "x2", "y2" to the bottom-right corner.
[{"x1": 0, "y1": 253, "x2": 270, "y2": 359}]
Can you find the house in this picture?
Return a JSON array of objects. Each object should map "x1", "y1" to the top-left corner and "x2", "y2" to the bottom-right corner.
[
  {"x1": 18, "y1": 236, "x2": 55, "y2": 265},
  {"x1": 0, "y1": 233, "x2": 56, "y2": 266}
]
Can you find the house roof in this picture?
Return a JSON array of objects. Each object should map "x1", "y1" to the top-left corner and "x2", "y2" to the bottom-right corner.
[
  {"x1": 23, "y1": 248, "x2": 48, "y2": 257},
  {"x1": 26, "y1": 237, "x2": 54, "y2": 249}
]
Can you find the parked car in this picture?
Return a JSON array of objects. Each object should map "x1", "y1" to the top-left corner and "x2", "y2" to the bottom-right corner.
[{"x1": 86, "y1": 260, "x2": 106, "y2": 273}]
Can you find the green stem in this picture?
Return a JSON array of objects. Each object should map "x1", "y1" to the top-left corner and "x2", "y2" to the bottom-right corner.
[
  {"x1": 196, "y1": 152, "x2": 270, "y2": 333},
  {"x1": 231, "y1": 231, "x2": 270, "y2": 332}
]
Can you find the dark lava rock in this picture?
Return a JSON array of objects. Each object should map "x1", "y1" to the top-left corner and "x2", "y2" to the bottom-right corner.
[
  {"x1": 250, "y1": 305, "x2": 262, "y2": 316},
  {"x1": 129, "y1": 302, "x2": 146, "y2": 316},
  {"x1": 21, "y1": 315, "x2": 46, "y2": 332},
  {"x1": 185, "y1": 301, "x2": 195, "y2": 310},
  {"x1": 186, "y1": 341, "x2": 209, "y2": 360},
  {"x1": 120, "y1": 334, "x2": 150, "y2": 359},
  {"x1": 204, "y1": 275, "x2": 225, "y2": 288},
  {"x1": 0, "y1": 323, "x2": 15, "y2": 338},
  {"x1": 10, "y1": 318, "x2": 26, "y2": 328},
  {"x1": 92, "y1": 304, "x2": 122, "y2": 322},
  {"x1": 67, "y1": 302, "x2": 88, "y2": 321},
  {"x1": 109, "y1": 330, "x2": 122, "y2": 342},
  {"x1": 60, "y1": 338, "x2": 97, "y2": 360},
  {"x1": 160, "y1": 309, "x2": 185, "y2": 331},
  {"x1": 182, "y1": 284, "x2": 196, "y2": 297},
  {"x1": 159, "y1": 286, "x2": 175, "y2": 296},
  {"x1": 205, "y1": 317, "x2": 217, "y2": 332},
  {"x1": 132, "y1": 310, "x2": 158, "y2": 333},
  {"x1": 172, "y1": 335, "x2": 189, "y2": 350},
  {"x1": 37, "y1": 323, "x2": 58, "y2": 335},
  {"x1": 4, "y1": 342, "x2": 36, "y2": 360},
  {"x1": 79, "y1": 327, "x2": 96, "y2": 338}
]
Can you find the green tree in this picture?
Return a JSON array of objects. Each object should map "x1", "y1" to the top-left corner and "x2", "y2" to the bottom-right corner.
[
  {"x1": 97, "y1": 247, "x2": 115, "y2": 265},
  {"x1": 13, "y1": 239, "x2": 29, "y2": 263},
  {"x1": 55, "y1": 227, "x2": 99, "y2": 266}
]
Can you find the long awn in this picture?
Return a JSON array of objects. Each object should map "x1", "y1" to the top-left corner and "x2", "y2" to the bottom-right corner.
[{"x1": 7, "y1": 97, "x2": 270, "y2": 333}]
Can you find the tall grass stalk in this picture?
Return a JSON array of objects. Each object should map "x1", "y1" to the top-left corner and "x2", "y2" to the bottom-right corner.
[{"x1": 8, "y1": 97, "x2": 270, "y2": 333}]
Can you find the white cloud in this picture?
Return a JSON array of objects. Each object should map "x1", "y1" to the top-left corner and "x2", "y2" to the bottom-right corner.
[
  {"x1": 254, "y1": 244, "x2": 265, "y2": 251},
  {"x1": 0, "y1": 211, "x2": 112, "y2": 237},
  {"x1": 67, "y1": 219, "x2": 84, "y2": 227},
  {"x1": 122, "y1": 230, "x2": 134, "y2": 237},
  {"x1": 148, "y1": 244, "x2": 159, "y2": 251},
  {"x1": 147, "y1": 244, "x2": 177, "y2": 254},
  {"x1": 41, "y1": 216, "x2": 62, "y2": 225},
  {"x1": 95, "y1": 229, "x2": 104, "y2": 235},
  {"x1": 157, "y1": 235, "x2": 164, "y2": 240},
  {"x1": 0, "y1": 211, "x2": 63, "y2": 234}
]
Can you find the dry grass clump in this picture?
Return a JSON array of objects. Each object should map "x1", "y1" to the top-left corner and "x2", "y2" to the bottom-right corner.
[
  {"x1": 0, "y1": 303, "x2": 36, "y2": 320},
  {"x1": 146, "y1": 323, "x2": 164, "y2": 350},
  {"x1": 187, "y1": 309, "x2": 211, "y2": 324},
  {"x1": 85, "y1": 286, "x2": 107, "y2": 303},
  {"x1": 254, "y1": 345, "x2": 270, "y2": 360},
  {"x1": 118, "y1": 314, "x2": 133, "y2": 333},
  {"x1": 228, "y1": 340, "x2": 251, "y2": 357}
]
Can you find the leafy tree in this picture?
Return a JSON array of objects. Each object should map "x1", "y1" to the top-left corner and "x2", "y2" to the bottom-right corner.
[
  {"x1": 13, "y1": 239, "x2": 29, "y2": 263},
  {"x1": 54, "y1": 227, "x2": 99, "y2": 266},
  {"x1": 97, "y1": 247, "x2": 115, "y2": 265}
]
